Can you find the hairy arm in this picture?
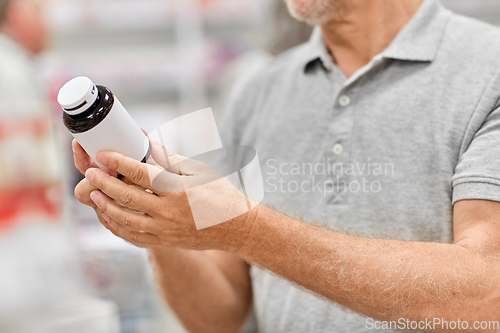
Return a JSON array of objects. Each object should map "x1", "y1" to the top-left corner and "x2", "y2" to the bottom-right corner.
[
  {"x1": 84, "y1": 148, "x2": 500, "y2": 332},
  {"x1": 234, "y1": 199, "x2": 500, "y2": 332},
  {"x1": 149, "y1": 248, "x2": 252, "y2": 333},
  {"x1": 72, "y1": 141, "x2": 252, "y2": 333}
]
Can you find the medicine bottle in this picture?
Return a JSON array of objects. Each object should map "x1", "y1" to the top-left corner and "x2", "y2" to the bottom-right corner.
[{"x1": 58, "y1": 77, "x2": 150, "y2": 168}]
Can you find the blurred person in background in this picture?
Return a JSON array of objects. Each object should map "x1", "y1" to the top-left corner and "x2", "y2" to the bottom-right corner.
[
  {"x1": 0, "y1": 0, "x2": 60, "y2": 229},
  {"x1": 74, "y1": 0, "x2": 500, "y2": 332},
  {"x1": 0, "y1": 0, "x2": 86, "y2": 331}
]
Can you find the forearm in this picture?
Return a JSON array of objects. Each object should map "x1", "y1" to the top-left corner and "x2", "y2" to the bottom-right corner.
[
  {"x1": 82, "y1": 148, "x2": 500, "y2": 331},
  {"x1": 235, "y1": 205, "x2": 499, "y2": 331},
  {"x1": 149, "y1": 247, "x2": 252, "y2": 333}
]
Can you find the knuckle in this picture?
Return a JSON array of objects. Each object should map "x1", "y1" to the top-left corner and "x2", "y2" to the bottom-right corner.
[
  {"x1": 122, "y1": 213, "x2": 133, "y2": 228},
  {"x1": 100, "y1": 218, "x2": 110, "y2": 229},
  {"x1": 129, "y1": 166, "x2": 145, "y2": 184},
  {"x1": 111, "y1": 225, "x2": 122, "y2": 237},
  {"x1": 120, "y1": 190, "x2": 134, "y2": 208},
  {"x1": 129, "y1": 232, "x2": 139, "y2": 244}
]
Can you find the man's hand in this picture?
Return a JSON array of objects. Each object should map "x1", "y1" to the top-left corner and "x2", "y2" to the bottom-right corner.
[
  {"x1": 74, "y1": 140, "x2": 500, "y2": 332},
  {"x1": 79, "y1": 140, "x2": 256, "y2": 252},
  {"x1": 72, "y1": 139, "x2": 254, "y2": 333}
]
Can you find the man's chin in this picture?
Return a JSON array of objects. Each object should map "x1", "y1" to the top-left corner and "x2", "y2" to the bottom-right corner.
[{"x1": 284, "y1": 0, "x2": 338, "y2": 26}]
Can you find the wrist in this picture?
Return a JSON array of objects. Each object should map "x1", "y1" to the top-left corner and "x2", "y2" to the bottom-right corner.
[
  {"x1": 148, "y1": 246, "x2": 184, "y2": 262},
  {"x1": 229, "y1": 204, "x2": 268, "y2": 258},
  {"x1": 212, "y1": 203, "x2": 261, "y2": 254},
  {"x1": 233, "y1": 205, "x2": 306, "y2": 263}
]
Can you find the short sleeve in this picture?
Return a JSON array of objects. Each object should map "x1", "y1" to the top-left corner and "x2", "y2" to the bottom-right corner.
[{"x1": 453, "y1": 105, "x2": 500, "y2": 204}]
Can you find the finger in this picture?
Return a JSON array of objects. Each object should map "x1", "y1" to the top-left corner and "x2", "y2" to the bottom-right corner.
[
  {"x1": 149, "y1": 139, "x2": 182, "y2": 173},
  {"x1": 75, "y1": 180, "x2": 116, "y2": 233},
  {"x1": 86, "y1": 168, "x2": 160, "y2": 213},
  {"x1": 99, "y1": 214, "x2": 124, "y2": 240},
  {"x1": 73, "y1": 140, "x2": 98, "y2": 175},
  {"x1": 148, "y1": 140, "x2": 219, "y2": 192},
  {"x1": 95, "y1": 207, "x2": 113, "y2": 231},
  {"x1": 90, "y1": 190, "x2": 160, "y2": 234},
  {"x1": 181, "y1": 163, "x2": 225, "y2": 191},
  {"x1": 74, "y1": 178, "x2": 98, "y2": 208},
  {"x1": 121, "y1": 176, "x2": 147, "y2": 188},
  {"x1": 96, "y1": 150, "x2": 182, "y2": 193},
  {"x1": 104, "y1": 214, "x2": 160, "y2": 247},
  {"x1": 149, "y1": 139, "x2": 201, "y2": 176},
  {"x1": 74, "y1": 172, "x2": 119, "y2": 208},
  {"x1": 73, "y1": 140, "x2": 117, "y2": 177}
]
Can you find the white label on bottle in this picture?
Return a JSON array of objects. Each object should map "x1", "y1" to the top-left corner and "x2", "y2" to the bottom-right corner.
[{"x1": 73, "y1": 98, "x2": 149, "y2": 168}]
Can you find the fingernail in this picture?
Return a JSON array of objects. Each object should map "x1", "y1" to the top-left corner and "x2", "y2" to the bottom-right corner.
[
  {"x1": 102, "y1": 213, "x2": 110, "y2": 222},
  {"x1": 96, "y1": 153, "x2": 107, "y2": 166},
  {"x1": 85, "y1": 169, "x2": 95, "y2": 182},
  {"x1": 90, "y1": 191, "x2": 99, "y2": 204}
]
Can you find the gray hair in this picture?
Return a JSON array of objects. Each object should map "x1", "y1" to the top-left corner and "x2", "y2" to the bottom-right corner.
[{"x1": 0, "y1": 0, "x2": 10, "y2": 24}]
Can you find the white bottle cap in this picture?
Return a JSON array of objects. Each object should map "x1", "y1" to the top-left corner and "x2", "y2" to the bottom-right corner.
[{"x1": 58, "y1": 76, "x2": 99, "y2": 115}]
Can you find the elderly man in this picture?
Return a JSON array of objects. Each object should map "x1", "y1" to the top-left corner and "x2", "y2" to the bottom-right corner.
[{"x1": 75, "y1": 0, "x2": 500, "y2": 332}]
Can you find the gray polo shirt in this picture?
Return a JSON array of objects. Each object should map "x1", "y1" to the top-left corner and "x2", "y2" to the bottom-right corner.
[{"x1": 221, "y1": 0, "x2": 500, "y2": 331}]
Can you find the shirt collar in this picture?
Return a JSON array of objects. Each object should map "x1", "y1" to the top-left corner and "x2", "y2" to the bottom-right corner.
[
  {"x1": 301, "y1": 0, "x2": 451, "y2": 71},
  {"x1": 301, "y1": 26, "x2": 334, "y2": 72},
  {"x1": 382, "y1": 0, "x2": 450, "y2": 61}
]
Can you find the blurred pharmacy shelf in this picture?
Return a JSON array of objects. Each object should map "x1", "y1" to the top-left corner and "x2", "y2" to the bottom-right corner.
[
  {"x1": 72, "y1": 201, "x2": 188, "y2": 333},
  {"x1": 43, "y1": 0, "x2": 266, "y2": 114},
  {"x1": 46, "y1": 0, "x2": 263, "y2": 32}
]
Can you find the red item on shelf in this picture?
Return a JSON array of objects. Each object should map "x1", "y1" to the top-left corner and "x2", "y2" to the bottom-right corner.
[{"x1": 0, "y1": 186, "x2": 61, "y2": 231}]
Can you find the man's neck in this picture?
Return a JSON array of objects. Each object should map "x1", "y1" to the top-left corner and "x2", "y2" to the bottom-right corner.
[{"x1": 321, "y1": 0, "x2": 424, "y2": 78}]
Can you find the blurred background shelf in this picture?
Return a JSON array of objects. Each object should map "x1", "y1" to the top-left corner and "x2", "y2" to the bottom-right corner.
[{"x1": 44, "y1": 0, "x2": 266, "y2": 117}]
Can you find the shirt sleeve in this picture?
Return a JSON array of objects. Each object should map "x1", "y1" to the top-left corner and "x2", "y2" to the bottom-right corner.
[{"x1": 452, "y1": 104, "x2": 500, "y2": 204}]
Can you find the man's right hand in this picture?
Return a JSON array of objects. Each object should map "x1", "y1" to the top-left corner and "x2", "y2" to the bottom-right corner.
[{"x1": 71, "y1": 140, "x2": 252, "y2": 333}]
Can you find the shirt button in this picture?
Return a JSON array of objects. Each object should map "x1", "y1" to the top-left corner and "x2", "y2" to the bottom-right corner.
[
  {"x1": 338, "y1": 95, "x2": 351, "y2": 107},
  {"x1": 332, "y1": 143, "x2": 343, "y2": 155}
]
